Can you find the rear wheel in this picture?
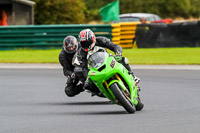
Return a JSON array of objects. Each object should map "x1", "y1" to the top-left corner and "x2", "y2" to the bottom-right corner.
[{"x1": 110, "y1": 83, "x2": 136, "y2": 113}]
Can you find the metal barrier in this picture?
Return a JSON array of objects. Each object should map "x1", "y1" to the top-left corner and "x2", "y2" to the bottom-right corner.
[
  {"x1": 112, "y1": 22, "x2": 141, "y2": 48},
  {"x1": 0, "y1": 24, "x2": 112, "y2": 50}
]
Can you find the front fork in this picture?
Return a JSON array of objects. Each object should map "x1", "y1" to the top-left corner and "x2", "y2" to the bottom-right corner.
[{"x1": 104, "y1": 74, "x2": 139, "y2": 106}]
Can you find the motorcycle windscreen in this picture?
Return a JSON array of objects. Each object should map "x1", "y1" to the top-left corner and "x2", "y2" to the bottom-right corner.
[{"x1": 88, "y1": 52, "x2": 107, "y2": 68}]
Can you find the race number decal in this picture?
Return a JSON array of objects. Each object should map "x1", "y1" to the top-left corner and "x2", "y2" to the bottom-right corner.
[{"x1": 110, "y1": 60, "x2": 115, "y2": 68}]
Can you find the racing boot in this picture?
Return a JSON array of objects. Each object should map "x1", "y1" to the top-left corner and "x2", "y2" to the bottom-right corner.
[
  {"x1": 84, "y1": 78, "x2": 105, "y2": 98},
  {"x1": 134, "y1": 75, "x2": 140, "y2": 85}
]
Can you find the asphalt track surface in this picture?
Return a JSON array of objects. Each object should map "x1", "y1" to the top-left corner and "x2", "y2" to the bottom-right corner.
[{"x1": 0, "y1": 68, "x2": 200, "y2": 133}]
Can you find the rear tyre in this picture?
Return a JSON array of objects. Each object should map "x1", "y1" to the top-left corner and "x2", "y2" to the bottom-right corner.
[{"x1": 110, "y1": 83, "x2": 136, "y2": 113}]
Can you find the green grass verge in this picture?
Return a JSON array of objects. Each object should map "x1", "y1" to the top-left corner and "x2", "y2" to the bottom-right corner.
[
  {"x1": 0, "y1": 47, "x2": 200, "y2": 64},
  {"x1": 123, "y1": 47, "x2": 200, "y2": 64},
  {"x1": 0, "y1": 49, "x2": 60, "y2": 63}
]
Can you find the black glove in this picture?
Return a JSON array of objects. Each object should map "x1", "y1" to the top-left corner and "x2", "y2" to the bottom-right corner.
[
  {"x1": 114, "y1": 48, "x2": 122, "y2": 61},
  {"x1": 115, "y1": 55, "x2": 122, "y2": 61}
]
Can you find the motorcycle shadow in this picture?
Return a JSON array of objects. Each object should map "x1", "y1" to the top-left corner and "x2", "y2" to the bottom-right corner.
[
  {"x1": 68, "y1": 110, "x2": 128, "y2": 115},
  {"x1": 32, "y1": 101, "x2": 113, "y2": 106},
  {"x1": 39, "y1": 101, "x2": 129, "y2": 115},
  {"x1": 62, "y1": 101, "x2": 112, "y2": 105}
]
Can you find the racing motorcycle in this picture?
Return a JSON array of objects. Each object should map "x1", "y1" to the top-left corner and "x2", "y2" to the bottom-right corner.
[{"x1": 86, "y1": 51, "x2": 144, "y2": 113}]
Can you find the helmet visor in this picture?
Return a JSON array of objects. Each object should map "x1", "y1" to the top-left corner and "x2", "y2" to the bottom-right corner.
[
  {"x1": 64, "y1": 45, "x2": 77, "y2": 53},
  {"x1": 80, "y1": 40, "x2": 93, "y2": 49}
]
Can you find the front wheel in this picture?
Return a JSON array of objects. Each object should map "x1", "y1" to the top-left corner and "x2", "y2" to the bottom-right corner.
[
  {"x1": 136, "y1": 100, "x2": 144, "y2": 111},
  {"x1": 110, "y1": 83, "x2": 136, "y2": 113}
]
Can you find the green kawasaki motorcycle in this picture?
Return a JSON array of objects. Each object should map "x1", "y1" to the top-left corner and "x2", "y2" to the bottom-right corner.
[{"x1": 87, "y1": 51, "x2": 144, "y2": 113}]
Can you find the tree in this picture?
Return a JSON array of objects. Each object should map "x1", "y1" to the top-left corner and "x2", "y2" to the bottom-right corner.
[
  {"x1": 190, "y1": 0, "x2": 200, "y2": 18},
  {"x1": 162, "y1": 0, "x2": 191, "y2": 18},
  {"x1": 33, "y1": 0, "x2": 86, "y2": 24},
  {"x1": 120, "y1": 0, "x2": 195, "y2": 19},
  {"x1": 83, "y1": 0, "x2": 114, "y2": 21},
  {"x1": 32, "y1": 0, "x2": 200, "y2": 24}
]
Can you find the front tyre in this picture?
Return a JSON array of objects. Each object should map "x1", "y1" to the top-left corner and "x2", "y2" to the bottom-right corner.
[
  {"x1": 110, "y1": 83, "x2": 136, "y2": 113},
  {"x1": 135, "y1": 100, "x2": 144, "y2": 111}
]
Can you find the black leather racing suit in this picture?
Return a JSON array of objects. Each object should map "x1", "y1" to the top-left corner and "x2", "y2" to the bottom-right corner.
[
  {"x1": 59, "y1": 48, "x2": 84, "y2": 97},
  {"x1": 76, "y1": 36, "x2": 123, "y2": 60},
  {"x1": 74, "y1": 36, "x2": 122, "y2": 78},
  {"x1": 74, "y1": 37, "x2": 133, "y2": 92}
]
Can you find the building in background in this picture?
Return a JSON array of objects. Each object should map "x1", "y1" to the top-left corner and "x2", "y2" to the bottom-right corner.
[{"x1": 0, "y1": 0, "x2": 35, "y2": 26}]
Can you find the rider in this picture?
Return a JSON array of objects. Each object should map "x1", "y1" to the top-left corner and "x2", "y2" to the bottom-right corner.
[
  {"x1": 59, "y1": 36, "x2": 84, "y2": 97},
  {"x1": 75, "y1": 29, "x2": 140, "y2": 88}
]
